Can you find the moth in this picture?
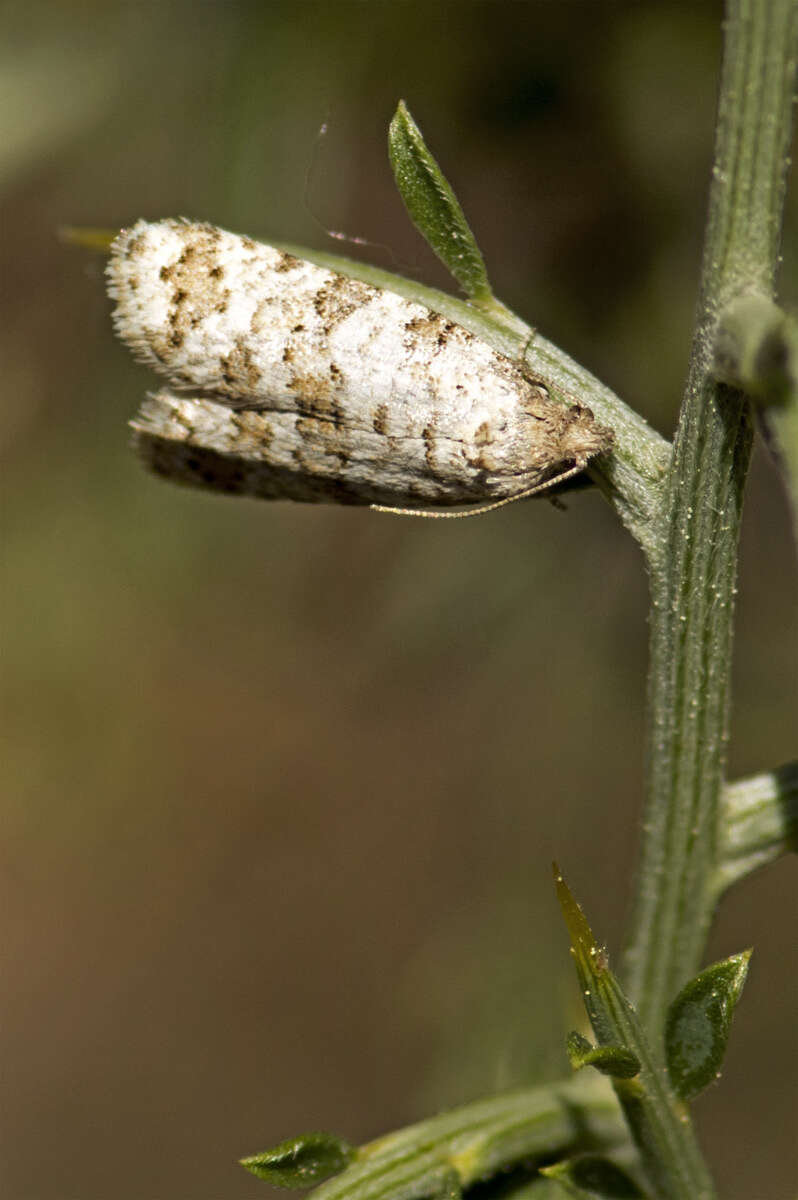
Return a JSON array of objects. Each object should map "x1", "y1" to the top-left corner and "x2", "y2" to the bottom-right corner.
[{"x1": 107, "y1": 219, "x2": 612, "y2": 516}]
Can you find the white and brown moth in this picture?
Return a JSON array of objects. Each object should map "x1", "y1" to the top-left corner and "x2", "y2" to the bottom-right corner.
[{"x1": 107, "y1": 219, "x2": 612, "y2": 515}]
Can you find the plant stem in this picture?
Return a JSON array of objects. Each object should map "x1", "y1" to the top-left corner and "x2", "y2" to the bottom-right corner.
[
  {"x1": 623, "y1": 0, "x2": 797, "y2": 1036},
  {"x1": 715, "y1": 761, "x2": 798, "y2": 893},
  {"x1": 301, "y1": 1076, "x2": 627, "y2": 1200}
]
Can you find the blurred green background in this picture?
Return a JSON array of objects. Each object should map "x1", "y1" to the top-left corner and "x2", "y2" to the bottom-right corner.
[{"x1": 2, "y1": 1, "x2": 796, "y2": 1197}]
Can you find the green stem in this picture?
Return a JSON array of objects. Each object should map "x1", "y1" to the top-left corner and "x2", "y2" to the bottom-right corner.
[
  {"x1": 714, "y1": 761, "x2": 798, "y2": 894},
  {"x1": 303, "y1": 1076, "x2": 627, "y2": 1200},
  {"x1": 623, "y1": 0, "x2": 797, "y2": 1035}
]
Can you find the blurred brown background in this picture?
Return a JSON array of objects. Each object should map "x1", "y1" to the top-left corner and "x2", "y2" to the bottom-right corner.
[{"x1": 2, "y1": 1, "x2": 796, "y2": 1197}]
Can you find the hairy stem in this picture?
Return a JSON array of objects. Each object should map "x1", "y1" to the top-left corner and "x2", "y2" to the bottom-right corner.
[{"x1": 623, "y1": 0, "x2": 797, "y2": 1035}]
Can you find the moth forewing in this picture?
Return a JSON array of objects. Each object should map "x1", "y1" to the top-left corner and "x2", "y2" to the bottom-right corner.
[{"x1": 109, "y1": 219, "x2": 613, "y2": 511}]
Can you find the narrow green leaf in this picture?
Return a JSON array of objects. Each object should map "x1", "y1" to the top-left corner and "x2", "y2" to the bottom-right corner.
[
  {"x1": 665, "y1": 951, "x2": 752, "y2": 1101},
  {"x1": 553, "y1": 865, "x2": 614, "y2": 1046},
  {"x1": 541, "y1": 1155, "x2": 646, "y2": 1198},
  {"x1": 566, "y1": 1033, "x2": 640, "y2": 1080},
  {"x1": 553, "y1": 866, "x2": 714, "y2": 1198},
  {"x1": 241, "y1": 1132, "x2": 355, "y2": 1188},
  {"x1": 388, "y1": 101, "x2": 492, "y2": 303}
]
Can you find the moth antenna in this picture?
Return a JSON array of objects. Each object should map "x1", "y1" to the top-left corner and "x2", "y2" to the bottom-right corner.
[{"x1": 370, "y1": 463, "x2": 587, "y2": 519}]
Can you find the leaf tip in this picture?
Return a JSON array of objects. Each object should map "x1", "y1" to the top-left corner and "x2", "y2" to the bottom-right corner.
[
  {"x1": 665, "y1": 950, "x2": 753, "y2": 1102},
  {"x1": 553, "y1": 865, "x2": 600, "y2": 966},
  {"x1": 240, "y1": 1132, "x2": 354, "y2": 1188},
  {"x1": 386, "y1": 99, "x2": 491, "y2": 302}
]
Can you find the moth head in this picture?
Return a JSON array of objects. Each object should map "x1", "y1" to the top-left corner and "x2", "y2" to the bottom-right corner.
[{"x1": 558, "y1": 404, "x2": 614, "y2": 468}]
